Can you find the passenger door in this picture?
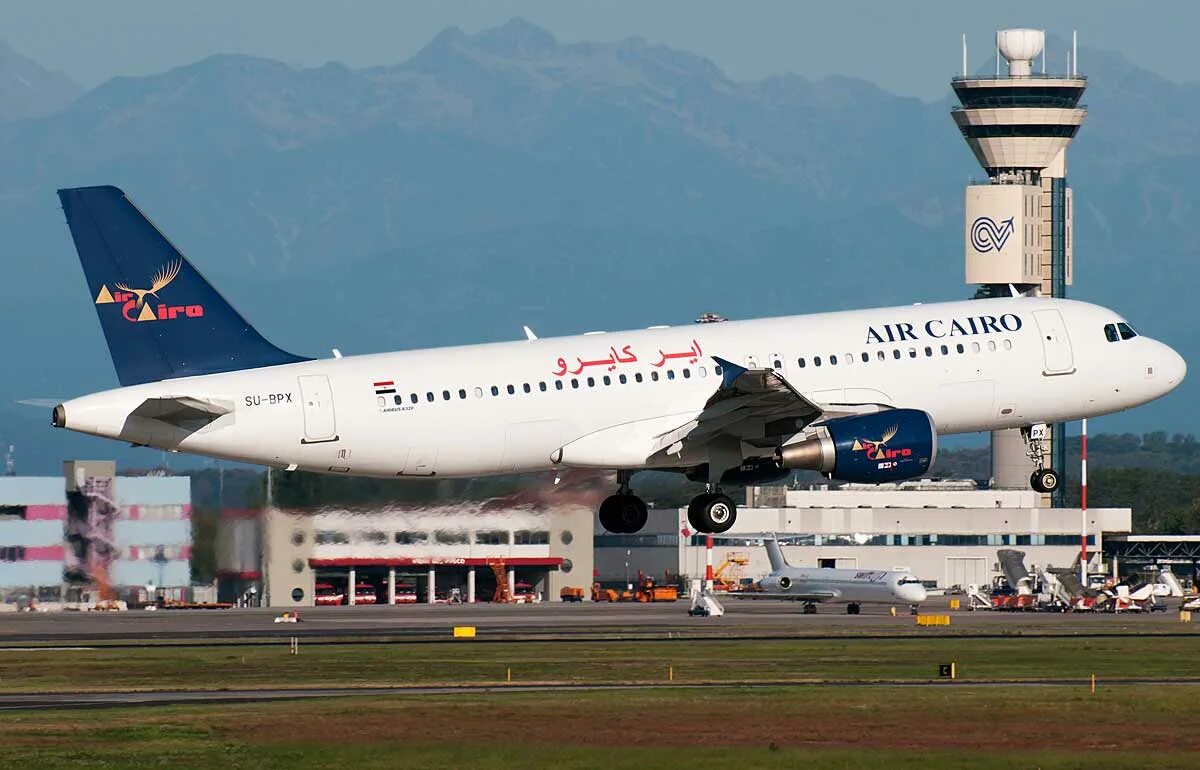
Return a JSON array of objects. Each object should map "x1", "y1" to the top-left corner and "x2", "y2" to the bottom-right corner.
[
  {"x1": 297, "y1": 375, "x2": 338, "y2": 443},
  {"x1": 1032, "y1": 310, "x2": 1075, "y2": 375}
]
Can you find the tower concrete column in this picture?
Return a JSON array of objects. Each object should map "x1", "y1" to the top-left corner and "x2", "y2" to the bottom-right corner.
[
  {"x1": 347, "y1": 567, "x2": 356, "y2": 606},
  {"x1": 387, "y1": 568, "x2": 395, "y2": 605},
  {"x1": 427, "y1": 567, "x2": 436, "y2": 604},
  {"x1": 467, "y1": 567, "x2": 476, "y2": 603}
]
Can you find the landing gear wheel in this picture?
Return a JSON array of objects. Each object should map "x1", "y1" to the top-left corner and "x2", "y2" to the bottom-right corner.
[
  {"x1": 598, "y1": 494, "x2": 648, "y2": 534},
  {"x1": 847, "y1": 603, "x2": 861, "y2": 615},
  {"x1": 802, "y1": 603, "x2": 817, "y2": 615},
  {"x1": 1030, "y1": 468, "x2": 1059, "y2": 494},
  {"x1": 687, "y1": 492, "x2": 737, "y2": 534}
]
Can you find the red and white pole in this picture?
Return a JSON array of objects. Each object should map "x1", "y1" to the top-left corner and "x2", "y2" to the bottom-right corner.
[
  {"x1": 1080, "y1": 418, "x2": 1088, "y2": 585},
  {"x1": 705, "y1": 534, "x2": 714, "y2": 592}
]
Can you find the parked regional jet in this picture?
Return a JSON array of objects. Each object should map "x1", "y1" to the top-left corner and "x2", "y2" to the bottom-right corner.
[
  {"x1": 51, "y1": 187, "x2": 1185, "y2": 535},
  {"x1": 753, "y1": 539, "x2": 928, "y2": 614}
]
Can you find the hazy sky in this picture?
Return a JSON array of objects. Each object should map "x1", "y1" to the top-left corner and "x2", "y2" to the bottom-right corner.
[{"x1": 3, "y1": 1, "x2": 1196, "y2": 100}]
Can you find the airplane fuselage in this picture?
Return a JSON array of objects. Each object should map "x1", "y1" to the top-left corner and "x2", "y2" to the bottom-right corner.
[{"x1": 57, "y1": 295, "x2": 1184, "y2": 479}]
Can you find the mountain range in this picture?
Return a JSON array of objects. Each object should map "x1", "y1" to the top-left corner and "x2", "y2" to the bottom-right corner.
[{"x1": 0, "y1": 19, "x2": 1196, "y2": 473}]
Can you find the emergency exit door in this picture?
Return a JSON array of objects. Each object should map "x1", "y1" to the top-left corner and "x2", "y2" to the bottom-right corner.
[
  {"x1": 1032, "y1": 310, "x2": 1075, "y2": 375},
  {"x1": 298, "y1": 375, "x2": 338, "y2": 443}
]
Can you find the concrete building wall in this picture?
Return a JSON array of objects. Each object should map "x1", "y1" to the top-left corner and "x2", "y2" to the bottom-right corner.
[
  {"x1": 548, "y1": 506, "x2": 593, "y2": 597},
  {"x1": 263, "y1": 508, "x2": 316, "y2": 608}
]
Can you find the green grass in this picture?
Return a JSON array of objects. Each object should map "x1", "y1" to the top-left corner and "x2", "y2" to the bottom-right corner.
[
  {"x1": 1, "y1": 687, "x2": 1198, "y2": 769},
  {"x1": 2, "y1": 635, "x2": 1198, "y2": 693}
]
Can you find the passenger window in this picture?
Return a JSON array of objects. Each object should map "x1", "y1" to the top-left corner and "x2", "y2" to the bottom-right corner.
[
  {"x1": 523, "y1": 383, "x2": 531, "y2": 393},
  {"x1": 555, "y1": 380, "x2": 563, "y2": 391},
  {"x1": 682, "y1": 368, "x2": 691, "y2": 378},
  {"x1": 619, "y1": 374, "x2": 627, "y2": 384},
  {"x1": 814, "y1": 356, "x2": 822, "y2": 367},
  {"x1": 987, "y1": 340, "x2": 996, "y2": 352},
  {"x1": 699, "y1": 366, "x2": 707, "y2": 378},
  {"x1": 1104, "y1": 323, "x2": 1120, "y2": 343},
  {"x1": 877, "y1": 351, "x2": 886, "y2": 362},
  {"x1": 571, "y1": 379, "x2": 579, "y2": 389},
  {"x1": 507, "y1": 385, "x2": 515, "y2": 395},
  {"x1": 426, "y1": 392, "x2": 434, "y2": 402},
  {"x1": 956, "y1": 343, "x2": 965, "y2": 354},
  {"x1": 1003, "y1": 339, "x2": 1012, "y2": 350},
  {"x1": 490, "y1": 386, "x2": 499, "y2": 396},
  {"x1": 924, "y1": 346, "x2": 932, "y2": 357},
  {"x1": 459, "y1": 389, "x2": 467, "y2": 399},
  {"x1": 474, "y1": 387, "x2": 484, "y2": 399},
  {"x1": 971, "y1": 342, "x2": 981, "y2": 353},
  {"x1": 940, "y1": 345, "x2": 948, "y2": 355},
  {"x1": 773, "y1": 359, "x2": 782, "y2": 370},
  {"x1": 892, "y1": 349, "x2": 901, "y2": 360},
  {"x1": 539, "y1": 382, "x2": 547, "y2": 392},
  {"x1": 908, "y1": 348, "x2": 916, "y2": 358},
  {"x1": 651, "y1": 371, "x2": 660, "y2": 381},
  {"x1": 667, "y1": 370, "x2": 676, "y2": 380},
  {"x1": 393, "y1": 395, "x2": 402, "y2": 405},
  {"x1": 411, "y1": 393, "x2": 419, "y2": 404},
  {"x1": 442, "y1": 390, "x2": 450, "y2": 401},
  {"x1": 798, "y1": 358, "x2": 806, "y2": 368},
  {"x1": 714, "y1": 364, "x2": 722, "y2": 375},
  {"x1": 602, "y1": 375, "x2": 611, "y2": 385},
  {"x1": 635, "y1": 373, "x2": 644, "y2": 383},
  {"x1": 829, "y1": 355, "x2": 838, "y2": 365},
  {"x1": 587, "y1": 377, "x2": 595, "y2": 387},
  {"x1": 861, "y1": 352, "x2": 869, "y2": 363}
]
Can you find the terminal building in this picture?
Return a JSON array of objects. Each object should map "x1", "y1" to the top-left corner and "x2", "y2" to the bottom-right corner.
[
  {"x1": 595, "y1": 483, "x2": 1131, "y2": 590},
  {"x1": 218, "y1": 502, "x2": 593, "y2": 607},
  {"x1": 0, "y1": 461, "x2": 191, "y2": 605}
]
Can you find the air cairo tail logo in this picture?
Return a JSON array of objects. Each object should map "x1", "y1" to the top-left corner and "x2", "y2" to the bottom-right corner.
[
  {"x1": 93, "y1": 260, "x2": 204, "y2": 322},
  {"x1": 852, "y1": 425, "x2": 912, "y2": 461}
]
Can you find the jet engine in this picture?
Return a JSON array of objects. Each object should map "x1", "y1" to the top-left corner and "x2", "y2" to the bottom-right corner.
[{"x1": 775, "y1": 409, "x2": 937, "y2": 484}]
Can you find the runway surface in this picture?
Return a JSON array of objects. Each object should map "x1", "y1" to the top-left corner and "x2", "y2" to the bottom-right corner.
[
  {"x1": 6, "y1": 677, "x2": 1200, "y2": 711},
  {"x1": 1, "y1": 596, "x2": 1194, "y2": 644}
]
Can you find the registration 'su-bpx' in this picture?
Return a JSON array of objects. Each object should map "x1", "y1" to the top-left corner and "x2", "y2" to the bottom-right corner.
[{"x1": 52, "y1": 187, "x2": 1185, "y2": 535}]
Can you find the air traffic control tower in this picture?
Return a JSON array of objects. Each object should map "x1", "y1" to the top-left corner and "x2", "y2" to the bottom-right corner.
[{"x1": 951, "y1": 29, "x2": 1086, "y2": 504}]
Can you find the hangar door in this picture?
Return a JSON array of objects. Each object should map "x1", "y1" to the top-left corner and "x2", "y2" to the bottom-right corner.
[{"x1": 944, "y1": 557, "x2": 988, "y2": 591}]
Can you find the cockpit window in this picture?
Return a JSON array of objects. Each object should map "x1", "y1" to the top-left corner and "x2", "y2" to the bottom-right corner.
[
  {"x1": 1117, "y1": 322, "x2": 1138, "y2": 340},
  {"x1": 897, "y1": 577, "x2": 923, "y2": 585},
  {"x1": 1104, "y1": 324, "x2": 1120, "y2": 343}
]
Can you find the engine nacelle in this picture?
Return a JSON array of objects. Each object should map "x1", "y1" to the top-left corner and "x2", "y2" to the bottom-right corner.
[
  {"x1": 775, "y1": 409, "x2": 937, "y2": 484},
  {"x1": 686, "y1": 459, "x2": 791, "y2": 487}
]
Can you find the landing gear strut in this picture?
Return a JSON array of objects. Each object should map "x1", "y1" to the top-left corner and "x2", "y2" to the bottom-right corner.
[
  {"x1": 598, "y1": 470, "x2": 648, "y2": 534},
  {"x1": 687, "y1": 487, "x2": 738, "y2": 534},
  {"x1": 1022, "y1": 424, "x2": 1060, "y2": 494}
]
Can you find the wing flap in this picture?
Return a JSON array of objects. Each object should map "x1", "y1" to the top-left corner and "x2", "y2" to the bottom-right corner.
[{"x1": 130, "y1": 396, "x2": 232, "y2": 428}]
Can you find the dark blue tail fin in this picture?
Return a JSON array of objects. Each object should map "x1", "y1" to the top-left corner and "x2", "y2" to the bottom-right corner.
[{"x1": 58, "y1": 186, "x2": 309, "y2": 386}]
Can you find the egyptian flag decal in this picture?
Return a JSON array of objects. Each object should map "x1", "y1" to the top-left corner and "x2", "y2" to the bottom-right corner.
[{"x1": 374, "y1": 380, "x2": 396, "y2": 395}]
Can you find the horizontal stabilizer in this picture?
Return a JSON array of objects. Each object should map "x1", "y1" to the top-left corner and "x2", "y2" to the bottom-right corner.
[{"x1": 130, "y1": 396, "x2": 231, "y2": 428}]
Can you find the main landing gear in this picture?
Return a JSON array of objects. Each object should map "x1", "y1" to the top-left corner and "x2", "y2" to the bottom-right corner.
[
  {"x1": 1022, "y1": 423, "x2": 1060, "y2": 494},
  {"x1": 598, "y1": 471, "x2": 649, "y2": 534},
  {"x1": 687, "y1": 487, "x2": 738, "y2": 535}
]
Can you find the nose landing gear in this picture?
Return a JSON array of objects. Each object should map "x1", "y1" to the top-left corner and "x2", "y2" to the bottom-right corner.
[{"x1": 1022, "y1": 423, "x2": 1060, "y2": 494}]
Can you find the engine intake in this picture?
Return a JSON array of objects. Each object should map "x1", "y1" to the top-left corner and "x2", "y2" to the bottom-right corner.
[{"x1": 776, "y1": 409, "x2": 937, "y2": 484}]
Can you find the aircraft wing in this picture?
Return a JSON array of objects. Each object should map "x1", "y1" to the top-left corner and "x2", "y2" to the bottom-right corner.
[{"x1": 650, "y1": 357, "x2": 881, "y2": 456}]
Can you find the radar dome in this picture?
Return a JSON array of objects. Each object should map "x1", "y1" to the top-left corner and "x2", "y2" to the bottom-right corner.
[{"x1": 997, "y1": 28, "x2": 1044, "y2": 77}]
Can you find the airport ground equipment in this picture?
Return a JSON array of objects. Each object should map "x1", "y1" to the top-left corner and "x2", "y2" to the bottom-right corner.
[
  {"x1": 688, "y1": 589, "x2": 725, "y2": 617},
  {"x1": 490, "y1": 561, "x2": 512, "y2": 604},
  {"x1": 635, "y1": 578, "x2": 678, "y2": 603},
  {"x1": 712, "y1": 553, "x2": 750, "y2": 591},
  {"x1": 560, "y1": 587, "x2": 585, "y2": 602}
]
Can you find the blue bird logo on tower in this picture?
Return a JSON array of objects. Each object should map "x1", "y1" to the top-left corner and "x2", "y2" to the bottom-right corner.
[{"x1": 970, "y1": 216, "x2": 1015, "y2": 254}]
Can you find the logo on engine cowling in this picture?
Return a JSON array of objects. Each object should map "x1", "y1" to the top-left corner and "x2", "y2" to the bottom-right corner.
[{"x1": 852, "y1": 424, "x2": 912, "y2": 462}]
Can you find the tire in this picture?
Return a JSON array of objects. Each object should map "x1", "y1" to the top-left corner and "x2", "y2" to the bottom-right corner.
[
  {"x1": 690, "y1": 493, "x2": 737, "y2": 534},
  {"x1": 1030, "y1": 469, "x2": 1060, "y2": 494},
  {"x1": 598, "y1": 494, "x2": 648, "y2": 533},
  {"x1": 847, "y1": 603, "x2": 861, "y2": 615}
]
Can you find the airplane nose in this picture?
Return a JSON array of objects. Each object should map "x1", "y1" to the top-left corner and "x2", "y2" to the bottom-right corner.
[
  {"x1": 1154, "y1": 342, "x2": 1187, "y2": 394},
  {"x1": 898, "y1": 583, "x2": 927, "y2": 603}
]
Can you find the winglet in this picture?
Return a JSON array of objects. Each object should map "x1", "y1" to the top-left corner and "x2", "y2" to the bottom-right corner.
[{"x1": 713, "y1": 356, "x2": 746, "y2": 388}]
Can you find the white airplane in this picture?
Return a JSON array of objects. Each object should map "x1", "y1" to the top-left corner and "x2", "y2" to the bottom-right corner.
[
  {"x1": 51, "y1": 187, "x2": 1185, "y2": 535},
  {"x1": 754, "y1": 540, "x2": 928, "y2": 614}
]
